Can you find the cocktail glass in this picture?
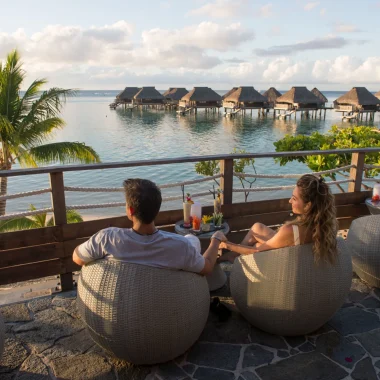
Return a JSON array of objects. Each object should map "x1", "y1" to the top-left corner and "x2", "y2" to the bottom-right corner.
[{"x1": 183, "y1": 202, "x2": 192, "y2": 227}]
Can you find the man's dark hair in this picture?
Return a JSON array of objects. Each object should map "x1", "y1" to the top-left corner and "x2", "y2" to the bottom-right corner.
[{"x1": 123, "y1": 179, "x2": 162, "y2": 224}]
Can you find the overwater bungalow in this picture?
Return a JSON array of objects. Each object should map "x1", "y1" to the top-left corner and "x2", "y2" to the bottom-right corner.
[
  {"x1": 262, "y1": 87, "x2": 282, "y2": 109},
  {"x1": 375, "y1": 91, "x2": 380, "y2": 101},
  {"x1": 222, "y1": 87, "x2": 238, "y2": 100},
  {"x1": 133, "y1": 87, "x2": 165, "y2": 108},
  {"x1": 109, "y1": 87, "x2": 141, "y2": 109},
  {"x1": 222, "y1": 86, "x2": 268, "y2": 116},
  {"x1": 334, "y1": 87, "x2": 380, "y2": 121},
  {"x1": 274, "y1": 86, "x2": 323, "y2": 119},
  {"x1": 311, "y1": 88, "x2": 328, "y2": 107},
  {"x1": 179, "y1": 87, "x2": 222, "y2": 114},
  {"x1": 163, "y1": 88, "x2": 189, "y2": 108}
]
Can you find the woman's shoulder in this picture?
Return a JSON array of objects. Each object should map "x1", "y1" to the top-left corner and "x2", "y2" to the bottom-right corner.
[{"x1": 278, "y1": 224, "x2": 294, "y2": 235}]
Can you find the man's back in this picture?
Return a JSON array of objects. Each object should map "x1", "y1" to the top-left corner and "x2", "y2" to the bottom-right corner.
[{"x1": 76, "y1": 227, "x2": 205, "y2": 273}]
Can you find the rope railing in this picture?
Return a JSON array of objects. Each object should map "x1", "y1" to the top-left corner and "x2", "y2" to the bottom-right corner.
[
  {"x1": 364, "y1": 164, "x2": 380, "y2": 170},
  {"x1": 0, "y1": 188, "x2": 51, "y2": 201},
  {"x1": 0, "y1": 207, "x2": 54, "y2": 221},
  {"x1": 232, "y1": 179, "x2": 354, "y2": 193},
  {"x1": 233, "y1": 165, "x2": 355, "y2": 179}
]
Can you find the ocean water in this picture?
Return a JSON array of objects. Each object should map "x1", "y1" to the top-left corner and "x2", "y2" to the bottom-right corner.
[{"x1": 6, "y1": 90, "x2": 380, "y2": 218}]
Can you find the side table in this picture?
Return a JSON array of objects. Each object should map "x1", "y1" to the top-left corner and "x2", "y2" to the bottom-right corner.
[
  {"x1": 175, "y1": 220, "x2": 230, "y2": 291},
  {"x1": 365, "y1": 198, "x2": 380, "y2": 215}
]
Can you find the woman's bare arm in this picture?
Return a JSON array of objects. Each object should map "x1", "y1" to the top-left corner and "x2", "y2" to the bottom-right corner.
[{"x1": 223, "y1": 224, "x2": 294, "y2": 255}]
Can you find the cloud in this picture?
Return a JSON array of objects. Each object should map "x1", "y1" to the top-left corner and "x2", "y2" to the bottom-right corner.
[
  {"x1": 259, "y1": 3, "x2": 273, "y2": 18},
  {"x1": 304, "y1": 2, "x2": 320, "y2": 11},
  {"x1": 254, "y1": 36, "x2": 363, "y2": 56},
  {"x1": 333, "y1": 23, "x2": 362, "y2": 33},
  {"x1": 268, "y1": 26, "x2": 281, "y2": 36},
  {"x1": 225, "y1": 57, "x2": 246, "y2": 63},
  {"x1": 187, "y1": 0, "x2": 248, "y2": 18},
  {"x1": 320, "y1": 8, "x2": 326, "y2": 16}
]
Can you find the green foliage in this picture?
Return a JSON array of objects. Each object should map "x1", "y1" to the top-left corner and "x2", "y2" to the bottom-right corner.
[
  {"x1": 274, "y1": 125, "x2": 380, "y2": 179},
  {"x1": 0, "y1": 205, "x2": 84, "y2": 232},
  {"x1": 195, "y1": 149, "x2": 256, "y2": 201}
]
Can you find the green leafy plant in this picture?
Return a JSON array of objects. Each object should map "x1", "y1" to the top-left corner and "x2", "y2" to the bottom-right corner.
[
  {"x1": 195, "y1": 149, "x2": 256, "y2": 201},
  {"x1": 0, "y1": 50, "x2": 101, "y2": 215},
  {"x1": 274, "y1": 125, "x2": 380, "y2": 191},
  {"x1": 0, "y1": 204, "x2": 83, "y2": 232}
]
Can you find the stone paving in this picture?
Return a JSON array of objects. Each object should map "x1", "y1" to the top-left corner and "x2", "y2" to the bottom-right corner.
[{"x1": 2, "y1": 272, "x2": 380, "y2": 380}]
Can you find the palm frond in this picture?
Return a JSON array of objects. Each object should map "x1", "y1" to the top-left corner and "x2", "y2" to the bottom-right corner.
[
  {"x1": 0, "y1": 115, "x2": 16, "y2": 143},
  {"x1": 66, "y1": 209, "x2": 84, "y2": 224},
  {"x1": 20, "y1": 88, "x2": 76, "y2": 129},
  {"x1": 18, "y1": 117, "x2": 65, "y2": 148},
  {"x1": 28, "y1": 205, "x2": 47, "y2": 228},
  {"x1": 0, "y1": 217, "x2": 37, "y2": 232},
  {"x1": 13, "y1": 146, "x2": 38, "y2": 167},
  {"x1": 12, "y1": 79, "x2": 47, "y2": 125},
  {"x1": 28, "y1": 142, "x2": 101, "y2": 165}
]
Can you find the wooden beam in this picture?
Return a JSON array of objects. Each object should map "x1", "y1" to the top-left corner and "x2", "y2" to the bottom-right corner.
[
  {"x1": 349, "y1": 152, "x2": 365, "y2": 192},
  {"x1": 220, "y1": 159, "x2": 234, "y2": 205}
]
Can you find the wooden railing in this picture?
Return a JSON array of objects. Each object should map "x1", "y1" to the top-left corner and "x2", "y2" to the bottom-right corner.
[{"x1": 0, "y1": 148, "x2": 378, "y2": 290}]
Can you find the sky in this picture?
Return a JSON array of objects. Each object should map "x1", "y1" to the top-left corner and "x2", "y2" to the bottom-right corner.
[{"x1": 0, "y1": 0, "x2": 379, "y2": 90}]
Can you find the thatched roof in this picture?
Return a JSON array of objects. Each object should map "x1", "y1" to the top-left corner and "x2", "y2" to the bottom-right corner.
[
  {"x1": 276, "y1": 87, "x2": 323, "y2": 104},
  {"x1": 374, "y1": 91, "x2": 380, "y2": 100},
  {"x1": 335, "y1": 87, "x2": 380, "y2": 106},
  {"x1": 116, "y1": 87, "x2": 141, "y2": 100},
  {"x1": 222, "y1": 87, "x2": 238, "y2": 100},
  {"x1": 181, "y1": 87, "x2": 222, "y2": 102},
  {"x1": 134, "y1": 87, "x2": 164, "y2": 100},
  {"x1": 163, "y1": 88, "x2": 189, "y2": 100},
  {"x1": 223, "y1": 87, "x2": 267, "y2": 103},
  {"x1": 262, "y1": 87, "x2": 282, "y2": 103},
  {"x1": 311, "y1": 88, "x2": 328, "y2": 103}
]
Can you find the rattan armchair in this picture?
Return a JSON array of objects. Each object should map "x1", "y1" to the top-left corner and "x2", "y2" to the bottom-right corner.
[
  {"x1": 347, "y1": 215, "x2": 380, "y2": 287},
  {"x1": 230, "y1": 239, "x2": 351, "y2": 336},
  {"x1": 77, "y1": 260, "x2": 210, "y2": 364}
]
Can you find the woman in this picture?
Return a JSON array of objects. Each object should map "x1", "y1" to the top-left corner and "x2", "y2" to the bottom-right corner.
[{"x1": 218, "y1": 174, "x2": 338, "y2": 264}]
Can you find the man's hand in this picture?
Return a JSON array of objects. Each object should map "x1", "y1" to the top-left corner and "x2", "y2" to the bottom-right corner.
[{"x1": 211, "y1": 231, "x2": 227, "y2": 242}]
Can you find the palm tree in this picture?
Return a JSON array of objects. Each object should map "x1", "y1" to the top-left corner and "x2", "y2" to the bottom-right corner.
[
  {"x1": 0, "y1": 205, "x2": 83, "y2": 232},
  {"x1": 0, "y1": 49, "x2": 100, "y2": 215}
]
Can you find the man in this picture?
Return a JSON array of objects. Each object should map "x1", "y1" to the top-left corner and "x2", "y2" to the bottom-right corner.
[{"x1": 72, "y1": 178, "x2": 223, "y2": 275}]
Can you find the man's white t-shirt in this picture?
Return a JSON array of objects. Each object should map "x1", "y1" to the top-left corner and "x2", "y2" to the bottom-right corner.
[{"x1": 76, "y1": 227, "x2": 205, "y2": 273}]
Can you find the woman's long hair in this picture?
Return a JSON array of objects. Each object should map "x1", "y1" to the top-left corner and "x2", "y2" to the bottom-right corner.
[{"x1": 292, "y1": 174, "x2": 338, "y2": 264}]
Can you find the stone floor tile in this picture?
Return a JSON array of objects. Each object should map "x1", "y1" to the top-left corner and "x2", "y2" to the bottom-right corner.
[
  {"x1": 298, "y1": 342, "x2": 315, "y2": 353},
  {"x1": 277, "y1": 350, "x2": 289, "y2": 358},
  {"x1": 156, "y1": 362, "x2": 188, "y2": 380},
  {"x1": 50, "y1": 352, "x2": 115, "y2": 380},
  {"x1": 315, "y1": 332, "x2": 366, "y2": 369},
  {"x1": 360, "y1": 297, "x2": 380, "y2": 309},
  {"x1": 256, "y1": 352, "x2": 348, "y2": 380},
  {"x1": 27, "y1": 297, "x2": 52, "y2": 313},
  {"x1": 55, "y1": 328, "x2": 94, "y2": 354},
  {"x1": 349, "y1": 278, "x2": 371, "y2": 303},
  {"x1": 107, "y1": 357, "x2": 151, "y2": 380},
  {"x1": 17, "y1": 355, "x2": 50, "y2": 379},
  {"x1": 355, "y1": 328, "x2": 380, "y2": 357},
  {"x1": 351, "y1": 357, "x2": 377, "y2": 380},
  {"x1": 240, "y1": 371, "x2": 260, "y2": 380},
  {"x1": 290, "y1": 348, "x2": 298, "y2": 355},
  {"x1": 13, "y1": 308, "x2": 84, "y2": 354},
  {"x1": 0, "y1": 303, "x2": 32, "y2": 322},
  {"x1": 329, "y1": 307, "x2": 380, "y2": 335},
  {"x1": 182, "y1": 364, "x2": 196, "y2": 375},
  {"x1": 249, "y1": 327, "x2": 287, "y2": 349},
  {"x1": 284, "y1": 336, "x2": 305, "y2": 348},
  {"x1": 199, "y1": 311, "x2": 251, "y2": 344},
  {"x1": 187, "y1": 342, "x2": 241, "y2": 370},
  {"x1": 193, "y1": 367, "x2": 235, "y2": 380},
  {"x1": 0, "y1": 337, "x2": 29, "y2": 373},
  {"x1": 242, "y1": 345, "x2": 274, "y2": 368},
  {"x1": 375, "y1": 359, "x2": 380, "y2": 369}
]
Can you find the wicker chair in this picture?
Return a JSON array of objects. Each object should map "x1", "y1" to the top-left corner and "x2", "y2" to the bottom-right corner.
[
  {"x1": 77, "y1": 260, "x2": 210, "y2": 364},
  {"x1": 347, "y1": 215, "x2": 380, "y2": 287},
  {"x1": 230, "y1": 239, "x2": 351, "y2": 336},
  {"x1": 0, "y1": 312, "x2": 4, "y2": 359}
]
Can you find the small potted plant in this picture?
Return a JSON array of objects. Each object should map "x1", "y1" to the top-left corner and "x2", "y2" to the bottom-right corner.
[
  {"x1": 201, "y1": 214, "x2": 214, "y2": 232},
  {"x1": 213, "y1": 212, "x2": 223, "y2": 228}
]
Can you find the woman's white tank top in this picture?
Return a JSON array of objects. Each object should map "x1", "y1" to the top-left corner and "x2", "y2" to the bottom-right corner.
[{"x1": 292, "y1": 225, "x2": 300, "y2": 246}]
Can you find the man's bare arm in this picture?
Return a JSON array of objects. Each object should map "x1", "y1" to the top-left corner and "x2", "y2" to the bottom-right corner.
[{"x1": 72, "y1": 247, "x2": 86, "y2": 266}]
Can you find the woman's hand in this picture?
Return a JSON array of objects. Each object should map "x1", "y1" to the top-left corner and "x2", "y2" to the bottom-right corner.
[{"x1": 219, "y1": 241, "x2": 228, "y2": 250}]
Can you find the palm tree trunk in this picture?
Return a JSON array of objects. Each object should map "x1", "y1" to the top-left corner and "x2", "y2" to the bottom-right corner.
[{"x1": 0, "y1": 175, "x2": 8, "y2": 216}]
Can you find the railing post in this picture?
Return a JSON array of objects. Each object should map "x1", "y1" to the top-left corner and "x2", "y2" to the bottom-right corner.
[
  {"x1": 50, "y1": 172, "x2": 73, "y2": 291},
  {"x1": 220, "y1": 159, "x2": 234, "y2": 205},
  {"x1": 348, "y1": 152, "x2": 365, "y2": 192}
]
